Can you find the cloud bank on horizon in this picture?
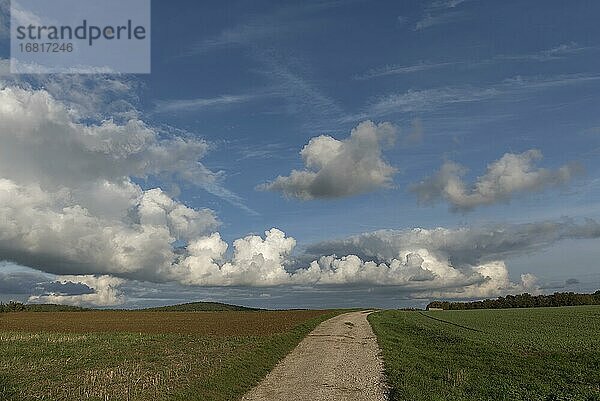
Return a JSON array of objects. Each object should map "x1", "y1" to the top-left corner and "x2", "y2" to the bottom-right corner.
[{"x1": 10, "y1": 218, "x2": 600, "y2": 306}]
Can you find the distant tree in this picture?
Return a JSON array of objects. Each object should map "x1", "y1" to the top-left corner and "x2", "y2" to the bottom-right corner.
[
  {"x1": 426, "y1": 290, "x2": 600, "y2": 310},
  {"x1": 0, "y1": 302, "x2": 88, "y2": 312},
  {"x1": 0, "y1": 301, "x2": 25, "y2": 312}
]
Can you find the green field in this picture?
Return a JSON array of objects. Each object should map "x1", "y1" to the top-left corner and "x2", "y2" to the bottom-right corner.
[
  {"x1": 369, "y1": 306, "x2": 600, "y2": 401},
  {"x1": 0, "y1": 310, "x2": 339, "y2": 401}
]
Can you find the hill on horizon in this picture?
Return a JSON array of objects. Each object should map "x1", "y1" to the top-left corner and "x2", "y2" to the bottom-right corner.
[
  {"x1": 1, "y1": 301, "x2": 261, "y2": 312},
  {"x1": 140, "y1": 301, "x2": 262, "y2": 312}
]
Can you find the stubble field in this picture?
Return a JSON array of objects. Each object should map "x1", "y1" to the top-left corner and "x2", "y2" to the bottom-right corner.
[{"x1": 0, "y1": 310, "x2": 337, "y2": 401}]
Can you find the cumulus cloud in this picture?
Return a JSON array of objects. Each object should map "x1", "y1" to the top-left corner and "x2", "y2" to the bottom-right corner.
[
  {"x1": 258, "y1": 121, "x2": 397, "y2": 199},
  {"x1": 28, "y1": 275, "x2": 125, "y2": 307},
  {"x1": 168, "y1": 228, "x2": 513, "y2": 296},
  {"x1": 304, "y1": 218, "x2": 600, "y2": 268},
  {"x1": 295, "y1": 218, "x2": 600, "y2": 297},
  {"x1": 171, "y1": 228, "x2": 296, "y2": 286},
  {"x1": 163, "y1": 218, "x2": 598, "y2": 299},
  {"x1": 40, "y1": 74, "x2": 141, "y2": 121},
  {"x1": 0, "y1": 178, "x2": 218, "y2": 281},
  {"x1": 0, "y1": 86, "x2": 220, "y2": 188},
  {"x1": 411, "y1": 150, "x2": 580, "y2": 211},
  {"x1": 0, "y1": 85, "x2": 221, "y2": 281},
  {"x1": 139, "y1": 189, "x2": 218, "y2": 241}
]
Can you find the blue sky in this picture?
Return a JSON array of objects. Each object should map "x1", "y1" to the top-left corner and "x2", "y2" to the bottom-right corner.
[
  {"x1": 147, "y1": 0, "x2": 600, "y2": 264},
  {"x1": 0, "y1": 0, "x2": 599, "y2": 308}
]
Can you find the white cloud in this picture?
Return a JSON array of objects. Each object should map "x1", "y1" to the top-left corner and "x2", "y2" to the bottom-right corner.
[
  {"x1": 171, "y1": 219, "x2": 599, "y2": 292},
  {"x1": 311, "y1": 258, "x2": 538, "y2": 299},
  {"x1": 414, "y1": 0, "x2": 469, "y2": 31},
  {"x1": 423, "y1": 263, "x2": 538, "y2": 299},
  {"x1": 0, "y1": 85, "x2": 221, "y2": 281},
  {"x1": 28, "y1": 275, "x2": 125, "y2": 307},
  {"x1": 258, "y1": 121, "x2": 397, "y2": 199},
  {"x1": 495, "y1": 42, "x2": 591, "y2": 63},
  {"x1": 361, "y1": 74, "x2": 600, "y2": 119},
  {"x1": 39, "y1": 74, "x2": 141, "y2": 120},
  {"x1": 295, "y1": 218, "x2": 600, "y2": 297},
  {"x1": 367, "y1": 87, "x2": 500, "y2": 117},
  {"x1": 9, "y1": 218, "x2": 598, "y2": 304},
  {"x1": 415, "y1": 11, "x2": 465, "y2": 30},
  {"x1": 356, "y1": 61, "x2": 461, "y2": 80},
  {"x1": 0, "y1": 86, "x2": 219, "y2": 189},
  {"x1": 0, "y1": 77, "x2": 255, "y2": 212},
  {"x1": 168, "y1": 228, "x2": 530, "y2": 297},
  {"x1": 139, "y1": 189, "x2": 218, "y2": 241},
  {"x1": 304, "y1": 218, "x2": 600, "y2": 268},
  {"x1": 411, "y1": 149, "x2": 579, "y2": 211},
  {"x1": 171, "y1": 229, "x2": 296, "y2": 286},
  {"x1": 0, "y1": 178, "x2": 218, "y2": 280},
  {"x1": 155, "y1": 94, "x2": 261, "y2": 113}
]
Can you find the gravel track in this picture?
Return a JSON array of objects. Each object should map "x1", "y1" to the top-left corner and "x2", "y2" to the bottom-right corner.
[{"x1": 242, "y1": 311, "x2": 388, "y2": 401}]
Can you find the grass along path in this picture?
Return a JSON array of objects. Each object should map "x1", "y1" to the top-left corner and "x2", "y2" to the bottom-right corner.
[{"x1": 369, "y1": 306, "x2": 600, "y2": 401}]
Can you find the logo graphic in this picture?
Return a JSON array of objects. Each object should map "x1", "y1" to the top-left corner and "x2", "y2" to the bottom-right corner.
[{"x1": 11, "y1": 0, "x2": 151, "y2": 73}]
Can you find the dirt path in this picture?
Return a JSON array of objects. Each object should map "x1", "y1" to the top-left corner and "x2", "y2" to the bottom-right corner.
[{"x1": 242, "y1": 311, "x2": 387, "y2": 401}]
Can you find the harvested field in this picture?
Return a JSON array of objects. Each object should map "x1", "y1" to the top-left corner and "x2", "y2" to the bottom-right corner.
[
  {"x1": 0, "y1": 310, "x2": 339, "y2": 401},
  {"x1": 0, "y1": 310, "x2": 329, "y2": 335}
]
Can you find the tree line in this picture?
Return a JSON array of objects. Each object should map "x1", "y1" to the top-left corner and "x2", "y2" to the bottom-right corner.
[
  {"x1": 0, "y1": 301, "x2": 88, "y2": 312},
  {"x1": 427, "y1": 291, "x2": 600, "y2": 310}
]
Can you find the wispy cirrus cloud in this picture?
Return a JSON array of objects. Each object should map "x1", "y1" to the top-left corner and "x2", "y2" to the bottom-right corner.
[
  {"x1": 415, "y1": 11, "x2": 465, "y2": 30},
  {"x1": 414, "y1": 0, "x2": 470, "y2": 30},
  {"x1": 356, "y1": 73, "x2": 600, "y2": 119},
  {"x1": 355, "y1": 61, "x2": 462, "y2": 80},
  {"x1": 356, "y1": 43, "x2": 595, "y2": 83},
  {"x1": 493, "y1": 42, "x2": 592, "y2": 63},
  {"x1": 154, "y1": 94, "x2": 262, "y2": 113},
  {"x1": 182, "y1": 3, "x2": 349, "y2": 131},
  {"x1": 186, "y1": 0, "x2": 364, "y2": 55},
  {"x1": 367, "y1": 86, "x2": 499, "y2": 117},
  {"x1": 253, "y1": 50, "x2": 346, "y2": 131}
]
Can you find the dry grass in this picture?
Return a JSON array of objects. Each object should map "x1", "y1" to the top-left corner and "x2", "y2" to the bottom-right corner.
[{"x1": 0, "y1": 310, "x2": 339, "y2": 401}]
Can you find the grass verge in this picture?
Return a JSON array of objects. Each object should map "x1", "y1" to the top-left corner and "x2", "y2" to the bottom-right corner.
[{"x1": 369, "y1": 306, "x2": 600, "y2": 401}]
